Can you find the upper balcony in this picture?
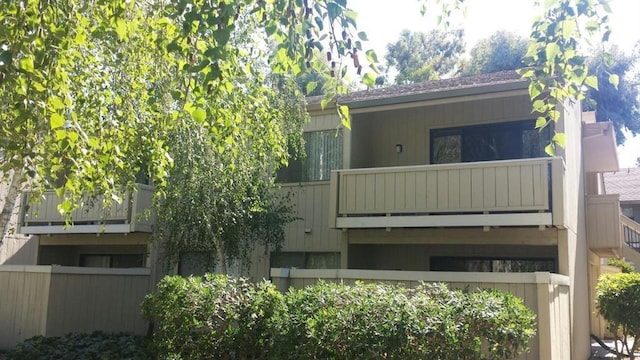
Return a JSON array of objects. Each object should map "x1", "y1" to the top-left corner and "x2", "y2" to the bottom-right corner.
[
  {"x1": 585, "y1": 194, "x2": 640, "y2": 257},
  {"x1": 329, "y1": 157, "x2": 565, "y2": 229},
  {"x1": 18, "y1": 184, "x2": 154, "y2": 235}
]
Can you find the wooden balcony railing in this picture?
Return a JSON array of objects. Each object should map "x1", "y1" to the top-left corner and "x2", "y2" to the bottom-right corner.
[
  {"x1": 621, "y1": 215, "x2": 640, "y2": 251},
  {"x1": 18, "y1": 184, "x2": 154, "y2": 234},
  {"x1": 330, "y1": 157, "x2": 565, "y2": 229}
]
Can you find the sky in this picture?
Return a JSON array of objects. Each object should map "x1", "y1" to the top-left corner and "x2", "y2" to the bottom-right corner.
[{"x1": 347, "y1": 0, "x2": 640, "y2": 167}]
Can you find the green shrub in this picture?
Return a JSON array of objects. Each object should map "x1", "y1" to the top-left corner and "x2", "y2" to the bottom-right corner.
[
  {"x1": 607, "y1": 258, "x2": 636, "y2": 273},
  {"x1": 141, "y1": 274, "x2": 284, "y2": 360},
  {"x1": 276, "y1": 281, "x2": 413, "y2": 359},
  {"x1": 597, "y1": 272, "x2": 640, "y2": 358},
  {"x1": 144, "y1": 275, "x2": 536, "y2": 360},
  {"x1": 7, "y1": 332, "x2": 151, "y2": 360}
]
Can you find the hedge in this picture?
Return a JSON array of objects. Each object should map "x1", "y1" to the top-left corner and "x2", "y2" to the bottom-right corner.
[
  {"x1": 142, "y1": 274, "x2": 536, "y2": 360},
  {"x1": 7, "y1": 332, "x2": 151, "y2": 360},
  {"x1": 597, "y1": 272, "x2": 640, "y2": 358}
]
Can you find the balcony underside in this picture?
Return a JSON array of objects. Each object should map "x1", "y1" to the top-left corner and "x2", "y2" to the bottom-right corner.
[{"x1": 336, "y1": 212, "x2": 552, "y2": 229}]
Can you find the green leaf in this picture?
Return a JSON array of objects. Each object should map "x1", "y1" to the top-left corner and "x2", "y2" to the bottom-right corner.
[
  {"x1": 306, "y1": 81, "x2": 317, "y2": 95},
  {"x1": 19, "y1": 57, "x2": 34, "y2": 73},
  {"x1": 357, "y1": 32, "x2": 368, "y2": 41},
  {"x1": 191, "y1": 108, "x2": 206, "y2": 123},
  {"x1": 584, "y1": 75, "x2": 598, "y2": 90},
  {"x1": 365, "y1": 49, "x2": 378, "y2": 63},
  {"x1": 608, "y1": 74, "x2": 619, "y2": 89},
  {"x1": 48, "y1": 96, "x2": 65, "y2": 110},
  {"x1": 115, "y1": 18, "x2": 128, "y2": 40},
  {"x1": 535, "y1": 116, "x2": 548, "y2": 129},
  {"x1": 545, "y1": 43, "x2": 561, "y2": 61},
  {"x1": 338, "y1": 105, "x2": 349, "y2": 120},
  {"x1": 327, "y1": 2, "x2": 342, "y2": 22},
  {"x1": 553, "y1": 132, "x2": 566, "y2": 148},
  {"x1": 50, "y1": 113, "x2": 65, "y2": 129},
  {"x1": 545, "y1": 144, "x2": 555, "y2": 156},
  {"x1": 362, "y1": 72, "x2": 375, "y2": 88}
]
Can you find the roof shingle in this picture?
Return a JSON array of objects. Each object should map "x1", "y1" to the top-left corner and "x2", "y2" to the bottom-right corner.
[
  {"x1": 603, "y1": 167, "x2": 640, "y2": 202},
  {"x1": 307, "y1": 70, "x2": 526, "y2": 105}
]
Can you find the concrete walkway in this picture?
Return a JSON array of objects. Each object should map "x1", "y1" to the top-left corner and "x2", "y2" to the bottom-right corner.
[{"x1": 591, "y1": 338, "x2": 638, "y2": 359}]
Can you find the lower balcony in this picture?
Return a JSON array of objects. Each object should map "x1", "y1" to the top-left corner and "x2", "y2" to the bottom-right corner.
[
  {"x1": 329, "y1": 157, "x2": 565, "y2": 229},
  {"x1": 18, "y1": 184, "x2": 154, "y2": 234}
]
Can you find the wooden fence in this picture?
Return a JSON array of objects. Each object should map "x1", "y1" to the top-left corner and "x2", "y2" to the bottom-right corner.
[{"x1": 0, "y1": 265, "x2": 150, "y2": 350}]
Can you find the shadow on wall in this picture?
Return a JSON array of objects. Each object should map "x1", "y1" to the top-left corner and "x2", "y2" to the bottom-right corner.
[{"x1": 0, "y1": 235, "x2": 38, "y2": 265}]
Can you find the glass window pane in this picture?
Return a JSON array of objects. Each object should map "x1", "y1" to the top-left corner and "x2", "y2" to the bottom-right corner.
[
  {"x1": 278, "y1": 130, "x2": 343, "y2": 182},
  {"x1": 305, "y1": 252, "x2": 340, "y2": 269},
  {"x1": 431, "y1": 132, "x2": 461, "y2": 164}
]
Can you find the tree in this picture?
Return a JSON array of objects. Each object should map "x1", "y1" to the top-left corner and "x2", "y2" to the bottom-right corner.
[
  {"x1": 0, "y1": 0, "x2": 374, "y2": 240},
  {"x1": 0, "y1": 0, "x2": 619, "y2": 245},
  {"x1": 461, "y1": 31, "x2": 528, "y2": 76},
  {"x1": 585, "y1": 46, "x2": 640, "y2": 144},
  {"x1": 461, "y1": 33, "x2": 639, "y2": 145},
  {"x1": 385, "y1": 29, "x2": 464, "y2": 84}
]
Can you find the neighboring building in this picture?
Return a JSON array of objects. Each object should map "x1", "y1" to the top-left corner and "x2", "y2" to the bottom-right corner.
[
  {"x1": 603, "y1": 167, "x2": 640, "y2": 252},
  {"x1": 3, "y1": 70, "x2": 639, "y2": 358}
]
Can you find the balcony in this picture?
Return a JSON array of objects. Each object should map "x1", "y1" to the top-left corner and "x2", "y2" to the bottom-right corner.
[
  {"x1": 18, "y1": 184, "x2": 154, "y2": 234},
  {"x1": 329, "y1": 157, "x2": 565, "y2": 229}
]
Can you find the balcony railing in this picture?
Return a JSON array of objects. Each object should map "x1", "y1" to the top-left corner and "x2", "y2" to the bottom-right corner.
[
  {"x1": 329, "y1": 157, "x2": 565, "y2": 229},
  {"x1": 18, "y1": 184, "x2": 154, "y2": 234},
  {"x1": 621, "y1": 215, "x2": 640, "y2": 251},
  {"x1": 586, "y1": 194, "x2": 623, "y2": 257}
]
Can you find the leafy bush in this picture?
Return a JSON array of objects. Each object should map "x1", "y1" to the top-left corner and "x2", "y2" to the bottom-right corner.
[
  {"x1": 144, "y1": 275, "x2": 536, "y2": 360},
  {"x1": 7, "y1": 332, "x2": 151, "y2": 360},
  {"x1": 597, "y1": 272, "x2": 640, "y2": 358},
  {"x1": 141, "y1": 274, "x2": 284, "y2": 360},
  {"x1": 607, "y1": 258, "x2": 636, "y2": 273}
]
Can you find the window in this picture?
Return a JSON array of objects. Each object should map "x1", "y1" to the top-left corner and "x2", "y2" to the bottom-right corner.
[
  {"x1": 270, "y1": 252, "x2": 340, "y2": 269},
  {"x1": 430, "y1": 120, "x2": 549, "y2": 164},
  {"x1": 430, "y1": 256, "x2": 555, "y2": 273},
  {"x1": 278, "y1": 130, "x2": 343, "y2": 182},
  {"x1": 79, "y1": 254, "x2": 145, "y2": 268}
]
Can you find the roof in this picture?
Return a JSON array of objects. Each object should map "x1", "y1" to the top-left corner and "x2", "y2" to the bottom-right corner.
[
  {"x1": 307, "y1": 70, "x2": 527, "y2": 108},
  {"x1": 603, "y1": 167, "x2": 640, "y2": 202}
]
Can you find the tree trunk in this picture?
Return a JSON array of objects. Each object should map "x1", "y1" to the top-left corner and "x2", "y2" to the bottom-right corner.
[
  {"x1": 1, "y1": 168, "x2": 23, "y2": 244},
  {"x1": 215, "y1": 240, "x2": 227, "y2": 275}
]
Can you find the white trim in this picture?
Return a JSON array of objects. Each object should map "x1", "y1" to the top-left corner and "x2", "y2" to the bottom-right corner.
[
  {"x1": 0, "y1": 265, "x2": 151, "y2": 276},
  {"x1": 20, "y1": 224, "x2": 134, "y2": 234},
  {"x1": 270, "y1": 268, "x2": 570, "y2": 285},
  {"x1": 336, "y1": 213, "x2": 553, "y2": 229}
]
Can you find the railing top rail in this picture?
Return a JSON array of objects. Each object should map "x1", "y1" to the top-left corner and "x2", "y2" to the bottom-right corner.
[
  {"x1": 270, "y1": 268, "x2": 570, "y2": 285},
  {"x1": 0, "y1": 265, "x2": 151, "y2": 276},
  {"x1": 621, "y1": 214, "x2": 640, "y2": 232},
  {"x1": 332, "y1": 156, "x2": 562, "y2": 175}
]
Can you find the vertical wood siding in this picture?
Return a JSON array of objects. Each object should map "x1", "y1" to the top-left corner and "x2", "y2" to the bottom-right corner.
[
  {"x1": 0, "y1": 266, "x2": 149, "y2": 350},
  {"x1": 336, "y1": 158, "x2": 552, "y2": 215},
  {"x1": 279, "y1": 183, "x2": 341, "y2": 252},
  {"x1": 586, "y1": 194, "x2": 622, "y2": 255}
]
